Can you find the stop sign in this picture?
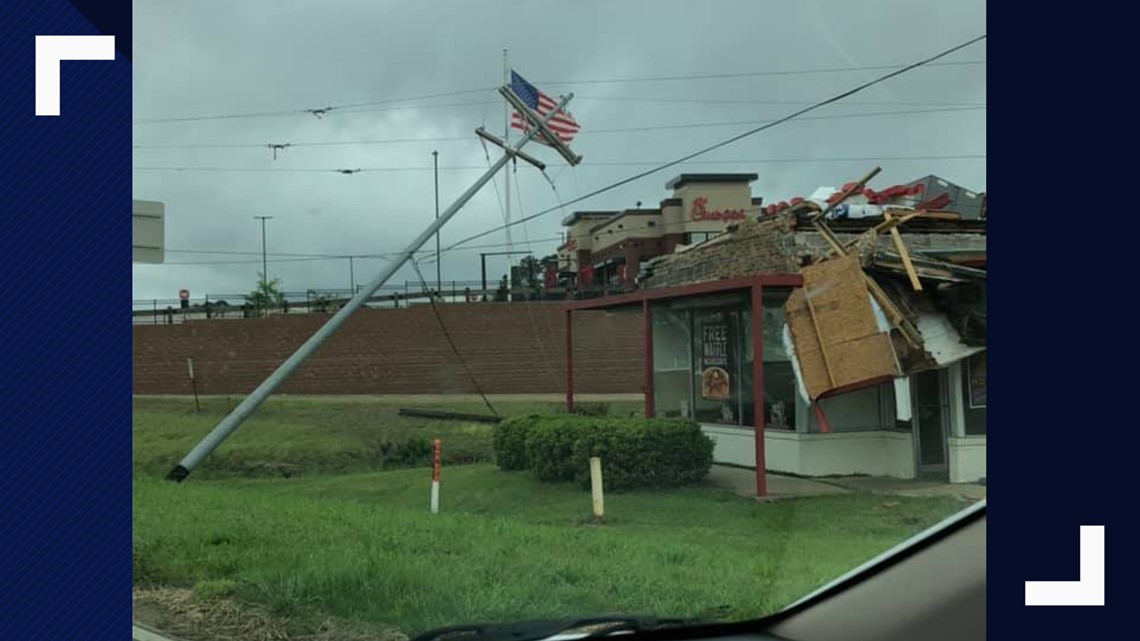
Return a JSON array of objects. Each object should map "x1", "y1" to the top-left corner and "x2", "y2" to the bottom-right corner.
[{"x1": 179, "y1": 289, "x2": 190, "y2": 300}]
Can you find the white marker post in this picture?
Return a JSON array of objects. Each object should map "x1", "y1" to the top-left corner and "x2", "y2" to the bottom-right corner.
[
  {"x1": 430, "y1": 439, "x2": 442, "y2": 514},
  {"x1": 187, "y1": 357, "x2": 200, "y2": 412},
  {"x1": 590, "y1": 456, "x2": 605, "y2": 521}
]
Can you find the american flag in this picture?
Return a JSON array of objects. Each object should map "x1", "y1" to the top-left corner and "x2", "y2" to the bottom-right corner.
[{"x1": 509, "y1": 70, "x2": 580, "y2": 147}]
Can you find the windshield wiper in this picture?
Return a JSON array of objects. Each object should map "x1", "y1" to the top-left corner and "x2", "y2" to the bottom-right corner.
[{"x1": 410, "y1": 615, "x2": 707, "y2": 641}]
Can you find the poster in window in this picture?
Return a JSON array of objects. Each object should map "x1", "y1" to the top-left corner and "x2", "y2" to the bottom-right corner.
[
  {"x1": 967, "y1": 353, "x2": 986, "y2": 408},
  {"x1": 700, "y1": 317, "x2": 733, "y2": 401}
]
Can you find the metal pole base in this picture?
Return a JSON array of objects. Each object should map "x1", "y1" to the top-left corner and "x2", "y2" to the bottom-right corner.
[{"x1": 165, "y1": 464, "x2": 190, "y2": 482}]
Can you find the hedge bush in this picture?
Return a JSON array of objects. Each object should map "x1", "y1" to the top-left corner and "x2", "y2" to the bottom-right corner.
[
  {"x1": 492, "y1": 415, "x2": 534, "y2": 470},
  {"x1": 524, "y1": 417, "x2": 583, "y2": 482},
  {"x1": 492, "y1": 415, "x2": 714, "y2": 491},
  {"x1": 572, "y1": 401, "x2": 610, "y2": 417},
  {"x1": 571, "y1": 418, "x2": 713, "y2": 491}
]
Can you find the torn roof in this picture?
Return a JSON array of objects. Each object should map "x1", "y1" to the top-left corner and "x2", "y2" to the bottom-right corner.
[
  {"x1": 774, "y1": 169, "x2": 986, "y2": 401},
  {"x1": 764, "y1": 174, "x2": 985, "y2": 220}
]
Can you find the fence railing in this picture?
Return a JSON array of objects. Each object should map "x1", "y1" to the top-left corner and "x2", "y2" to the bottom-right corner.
[{"x1": 132, "y1": 280, "x2": 630, "y2": 325}]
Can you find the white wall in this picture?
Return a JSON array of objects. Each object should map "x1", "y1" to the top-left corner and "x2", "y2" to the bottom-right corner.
[
  {"x1": 768, "y1": 431, "x2": 916, "y2": 479},
  {"x1": 702, "y1": 425, "x2": 756, "y2": 468},
  {"x1": 948, "y1": 436, "x2": 986, "y2": 483},
  {"x1": 808, "y1": 385, "x2": 891, "y2": 431},
  {"x1": 703, "y1": 425, "x2": 916, "y2": 479},
  {"x1": 947, "y1": 361, "x2": 986, "y2": 483}
]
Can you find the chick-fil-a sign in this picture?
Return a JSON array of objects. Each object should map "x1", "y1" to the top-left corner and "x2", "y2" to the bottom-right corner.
[{"x1": 690, "y1": 197, "x2": 746, "y2": 221}]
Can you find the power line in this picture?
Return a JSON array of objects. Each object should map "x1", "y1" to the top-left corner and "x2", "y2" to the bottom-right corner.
[
  {"x1": 131, "y1": 106, "x2": 983, "y2": 151},
  {"x1": 594, "y1": 154, "x2": 986, "y2": 166},
  {"x1": 166, "y1": 248, "x2": 356, "y2": 258},
  {"x1": 132, "y1": 136, "x2": 476, "y2": 150},
  {"x1": 131, "y1": 59, "x2": 984, "y2": 126},
  {"x1": 437, "y1": 35, "x2": 987, "y2": 253},
  {"x1": 536, "y1": 60, "x2": 984, "y2": 85},
  {"x1": 136, "y1": 101, "x2": 492, "y2": 131},
  {"x1": 573, "y1": 95, "x2": 986, "y2": 107},
  {"x1": 132, "y1": 88, "x2": 495, "y2": 125},
  {"x1": 159, "y1": 237, "x2": 565, "y2": 266},
  {"x1": 408, "y1": 259, "x2": 499, "y2": 418},
  {"x1": 164, "y1": 256, "x2": 343, "y2": 266},
  {"x1": 133, "y1": 153, "x2": 985, "y2": 175}
]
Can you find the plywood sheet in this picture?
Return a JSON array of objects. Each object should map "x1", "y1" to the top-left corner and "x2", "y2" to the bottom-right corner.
[{"x1": 785, "y1": 255, "x2": 899, "y2": 400}]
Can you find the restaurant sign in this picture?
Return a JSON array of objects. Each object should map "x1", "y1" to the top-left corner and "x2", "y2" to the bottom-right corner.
[
  {"x1": 690, "y1": 196, "x2": 746, "y2": 222},
  {"x1": 699, "y1": 317, "x2": 733, "y2": 401}
]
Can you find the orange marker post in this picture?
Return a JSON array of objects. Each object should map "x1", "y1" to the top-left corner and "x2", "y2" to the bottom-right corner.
[{"x1": 430, "y1": 439, "x2": 441, "y2": 514}]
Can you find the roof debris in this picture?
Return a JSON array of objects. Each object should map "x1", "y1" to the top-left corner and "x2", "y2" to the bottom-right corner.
[{"x1": 781, "y1": 167, "x2": 986, "y2": 402}]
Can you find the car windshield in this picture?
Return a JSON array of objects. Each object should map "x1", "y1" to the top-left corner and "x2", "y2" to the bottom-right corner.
[{"x1": 132, "y1": 2, "x2": 986, "y2": 639}]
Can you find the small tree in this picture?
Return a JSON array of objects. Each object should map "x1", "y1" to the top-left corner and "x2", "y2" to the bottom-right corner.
[
  {"x1": 494, "y1": 275, "x2": 509, "y2": 302},
  {"x1": 246, "y1": 273, "x2": 285, "y2": 317},
  {"x1": 307, "y1": 290, "x2": 336, "y2": 313}
]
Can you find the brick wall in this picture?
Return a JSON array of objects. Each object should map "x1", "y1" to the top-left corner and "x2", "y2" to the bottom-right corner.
[
  {"x1": 133, "y1": 304, "x2": 643, "y2": 395},
  {"x1": 642, "y1": 213, "x2": 987, "y2": 289},
  {"x1": 794, "y1": 230, "x2": 987, "y2": 261},
  {"x1": 642, "y1": 214, "x2": 800, "y2": 288}
]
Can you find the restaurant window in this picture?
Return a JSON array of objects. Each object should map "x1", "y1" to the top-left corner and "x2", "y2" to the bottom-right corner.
[
  {"x1": 691, "y1": 308, "x2": 746, "y2": 426},
  {"x1": 683, "y1": 231, "x2": 716, "y2": 245},
  {"x1": 651, "y1": 294, "x2": 748, "y2": 426},
  {"x1": 962, "y1": 352, "x2": 986, "y2": 435},
  {"x1": 762, "y1": 289, "x2": 797, "y2": 430},
  {"x1": 652, "y1": 306, "x2": 693, "y2": 420}
]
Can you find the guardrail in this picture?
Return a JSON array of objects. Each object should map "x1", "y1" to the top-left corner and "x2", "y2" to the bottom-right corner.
[{"x1": 132, "y1": 280, "x2": 628, "y2": 325}]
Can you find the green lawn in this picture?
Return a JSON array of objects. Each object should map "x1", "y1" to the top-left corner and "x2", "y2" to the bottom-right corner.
[
  {"x1": 133, "y1": 396, "x2": 968, "y2": 637},
  {"x1": 133, "y1": 396, "x2": 638, "y2": 478}
]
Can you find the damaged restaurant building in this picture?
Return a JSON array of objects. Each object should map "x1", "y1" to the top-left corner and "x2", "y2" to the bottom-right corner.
[{"x1": 563, "y1": 173, "x2": 986, "y2": 494}]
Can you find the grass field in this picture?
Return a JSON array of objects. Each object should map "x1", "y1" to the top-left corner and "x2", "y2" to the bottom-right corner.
[
  {"x1": 133, "y1": 396, "x2": 639, "y2": 478},
  {"x1": 133, "y1": 396, "x2": 968, "y2": 639}
]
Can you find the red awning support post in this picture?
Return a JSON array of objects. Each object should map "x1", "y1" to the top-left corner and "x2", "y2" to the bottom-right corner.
[
  {"x1": 750, "y1": 280, "x2": 766, "y2": 498},
  {"x1": 565, "y1": 308, "x2": 575, "y2": 414},
  {"x1": 812, "y1": 402, "x2": 832, "y2": 433},
  {"x1": 643, "y1": 299, "x2": 655, "y2": 418}
]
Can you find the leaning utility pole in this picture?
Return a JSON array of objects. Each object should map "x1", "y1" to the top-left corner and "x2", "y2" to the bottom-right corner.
[{"x1": 167, "y1": 85, "x2": 581, "y2": 482}]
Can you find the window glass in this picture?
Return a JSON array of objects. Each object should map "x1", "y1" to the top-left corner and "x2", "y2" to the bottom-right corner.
[
  {"x1": 652, "y1": 304, "x2": 694, "y2": 419},
  {"x1": 692, "y1": 308, "x2": 744, "y2": 425},
  {"x1": 762, "y1": 289, "x2": 797, "y2": 430}
]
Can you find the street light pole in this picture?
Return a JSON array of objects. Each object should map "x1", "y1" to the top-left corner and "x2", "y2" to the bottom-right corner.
[
  {"x1": 433, "y1": 150, "x2": 441, "y2": 298},
  {"x1": 253, "y1": 215, "x2": 273, "y2": 284}
]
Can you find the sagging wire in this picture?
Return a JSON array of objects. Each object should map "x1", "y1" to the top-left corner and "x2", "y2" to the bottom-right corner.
[
  {"x1": 477, "y1": 129, "x2": 512, "y2": 256},
  {"x1": 512, "y1": 163, "x2": 564, "y2": 390},
  {"x1": 408, "y1": 258, "x2": 499, "y2": 418}
]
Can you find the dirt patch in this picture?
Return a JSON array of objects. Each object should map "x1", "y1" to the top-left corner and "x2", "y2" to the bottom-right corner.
[{"x1": 133, "y1": 587, "x2": 405, "y2": 641}]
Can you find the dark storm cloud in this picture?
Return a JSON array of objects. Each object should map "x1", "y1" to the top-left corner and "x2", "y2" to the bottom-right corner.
[{"x1": 133, "y1": 0, "x2": 985, "y2": 299}]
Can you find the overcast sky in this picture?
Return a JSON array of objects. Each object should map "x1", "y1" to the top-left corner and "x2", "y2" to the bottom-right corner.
[{"x1": 132, "y1": 0, "x2": 985, "y2": 302}]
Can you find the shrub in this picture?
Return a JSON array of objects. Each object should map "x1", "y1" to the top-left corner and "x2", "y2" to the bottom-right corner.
[
  {"x1": 524, "y1": 417, "x2": 586, "y2": 482},
  {"x1": 573, "y1": 402, "x2": 610, "y2": 417},
  {"x1": 378, "y1": 436, "x2": 433, "y2": 467},
  {"x1": 495, "y1": 414, "x2": 714, "y2": 491},
  {"x1": 492, "y1": 415, "x2": 536, "y2": 470},
  {"x1": 571, "y1": 418, "x2": 713, "y2": 491}
]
